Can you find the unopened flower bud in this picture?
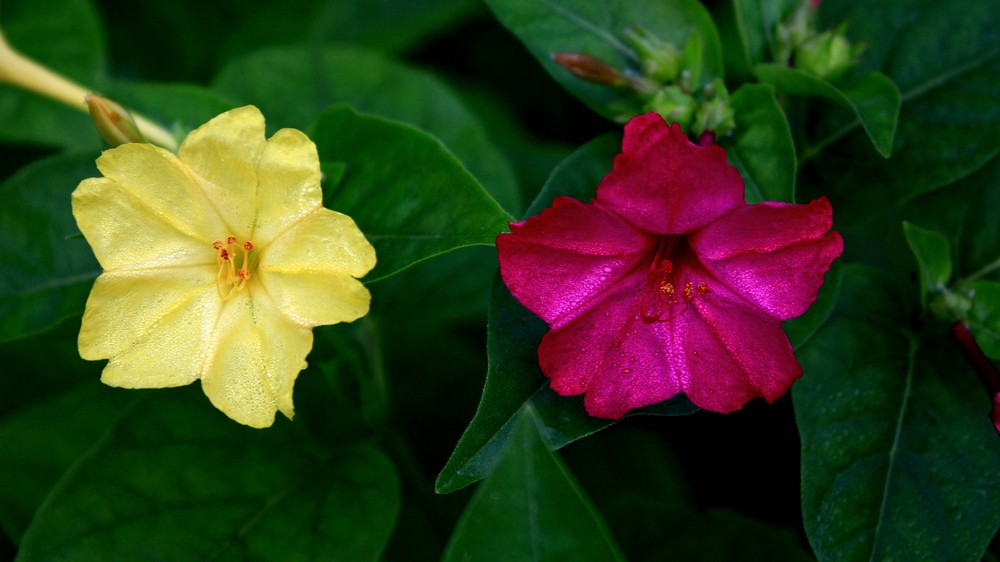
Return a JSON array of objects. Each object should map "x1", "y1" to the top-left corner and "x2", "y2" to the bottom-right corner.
[
  {"x1": 552, "y1": 53, "x2": 624, "y2": 87},
  {"x1": 643, "y1": 86, "x2": 698, "y2": 130},
  {"x1": 624, "y1": 26, "x2": 682, "y2": 83},
  {"x1": 692, "y1": 79, "x2": 735, "y2": 138},
  {"x1": 795, "y1": 27, "x2": 860, "y2": 82},
  {"x1": 86, "y1": 95, "x2": 146, "y2": 146}
]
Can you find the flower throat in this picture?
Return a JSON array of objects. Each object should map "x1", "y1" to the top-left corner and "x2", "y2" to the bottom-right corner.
[
  {"x1": 638, "y1": 235, "x2": 709, "y2": 323},
  {"x1": 214, "y1": 236, "x2": 257, "y2": 300}
]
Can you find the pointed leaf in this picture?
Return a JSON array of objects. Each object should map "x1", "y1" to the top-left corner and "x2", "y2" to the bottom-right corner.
[
  {"x1": 902, "y1": 221, "x2": 953, "y2": 309},
  {"x1": 806, "y1": 1, "x2": 999, "y2": 209},
  {"x1": 754, "y1": 65, "x2": 900, "y2": 157},
  {"x1": 482, "y1": 0, "x2": 724, "y2": 121},
  {"x1": 794, "y1": 264, "x2": 1000, "y2": 561},
  {"x1": 310, "y1": 105, "x2": 512, "y2": 282},
  {"x1": 16, "y1": 387, "x2": 400, "y2": 561},
  {"x1": 724, "y1": 83, "x2": 796, "y2": 203},
  {"x1": 442, "y1": 406, "x2": 625, "y2": 562}
]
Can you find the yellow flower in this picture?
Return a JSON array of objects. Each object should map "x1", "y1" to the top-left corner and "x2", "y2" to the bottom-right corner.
[{"x1": 72, "y1": 106, "x2": 376, "y2": 428}]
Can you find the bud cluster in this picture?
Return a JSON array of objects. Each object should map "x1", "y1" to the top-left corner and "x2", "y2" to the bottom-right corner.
[
  {"x1": 552, "y1": 26, "x2": 735, "y2": 139},
  {"x1": 776, "y1": 0, "x2": 863, "y2": 82}
]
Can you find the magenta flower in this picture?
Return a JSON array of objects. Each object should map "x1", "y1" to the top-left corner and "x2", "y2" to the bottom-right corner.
[{"x1": 497, "y1": 113, "x2": 843, "y2": 418}]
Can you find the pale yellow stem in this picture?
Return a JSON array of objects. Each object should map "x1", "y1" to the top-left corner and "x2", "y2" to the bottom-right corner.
[{"x1": 0, "y1": 32, "x2": 177, "y2": 150}]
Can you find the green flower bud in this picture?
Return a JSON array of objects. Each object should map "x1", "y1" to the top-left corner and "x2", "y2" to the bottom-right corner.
[
  {"x1": 692, "y1": 79, "x2": 735, "y2": 138},
  {"x1": 643, "y1": 85, "x2": 698, "y2": 130},
  {"x1": 624, "y1": 26, "x2": 681, "y2": 83},
  {"x1": 795, "y1": 27, "x2": 860, "y2": 82}
]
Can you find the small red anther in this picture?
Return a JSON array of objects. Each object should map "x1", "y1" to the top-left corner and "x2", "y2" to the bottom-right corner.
[
  {"x1": 244, "y1": 241, "x2": 253, "y2": 251},
  {"x1": 238, "y1": 269, "x2": 247, "y2": 279},
  {"x1": 213, "y1": 240, "x2": 223, "y2": 250},
  {"x1": 227, "y1": 236, "x2": 237, "y2": 245},
  {"x1": 220, "y1": 249, "x2": 230, "y2": 261}
]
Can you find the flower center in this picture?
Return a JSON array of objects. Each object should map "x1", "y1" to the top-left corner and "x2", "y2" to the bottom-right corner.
[
  {"x1": 214, "y1": 236, "x2": 257, "y2": 300},
  {"x1": 638, "y1": 235, "x2": 710, "y2": 323}
]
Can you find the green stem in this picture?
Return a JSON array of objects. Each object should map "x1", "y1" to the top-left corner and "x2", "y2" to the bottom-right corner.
[
  {"x1": 0, "y1": 30, "x2": 177, "y2": 150},
  {"x1": 963, "y1": 255, "x2": 1000, "y2": 285}
]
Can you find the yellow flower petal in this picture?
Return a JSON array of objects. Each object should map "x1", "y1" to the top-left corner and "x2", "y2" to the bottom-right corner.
[
  {"x1": 73, "y1": 175, "x2": 215, "y2": 271},
  {"x1": 258, "y1": 207, "x2": 375, "y2": 327},
  {"x1": 80, "y1": 267, "x2": 219, "y2": 388},
  {"x1": 178, "y1": 106, "x2": 266, "y2": 237},
  {"x1": 262, "y1": 208, "x2": 377, "y2": 278},
  {"x1": 259, "y1": 270, "x2": 371, "y2": 327},
  {"x1": 252, "y1": 128, "x2": 324, "y2": 245},
  {"x1": 200, "y1": 291, "x2": 312, "y2": 428}
]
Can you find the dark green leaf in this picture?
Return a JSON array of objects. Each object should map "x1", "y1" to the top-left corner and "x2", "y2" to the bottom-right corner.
[
  {"x1": 902, "y1": 221, "x2": 953, "y2": 309},
  {"x1": 435, "y1": 135, "x2": 698, "y2": 494},
  {"x1": 0, "y1": 152, "x2": 100, "y2": 343},
  {"x1": 754, "y1": 65, "x2": 900, "y2": 157},
  {"x1": 212, "y1": 45, "x2": 521, "y2": 214},
  {"x1": 306, "y1": 0, "x2": 482, "y2": 54},
  {"x1": 310, "y1": 105, "x2": 511, "y2": 282},
  {"x1": 805, "y1": 1, "x2": 999, "y2": 208},
  {"x1": 441, "y1": 406, "x2": 626, "y2": 562},
  {"x1": 0, "y1": 382, "x2": 133, "y2": 545},
  {"x1": 0, "y1": 0, "x2": 105, "y2": 149},
  {"x1": 724, "y1": 83, "x2": 796, "y2": 203},
  {"x1": 16, "y1": 387, "x2": 400, "y2": 561},
  {"x1": 723, "y1": 0, "x2": 799, "y2": 77},
  {"x1": 795, "y1": 264, "x2": 1000, "y2": 561},
  {"x1": 966, "y1": 280, "x2": 1000, "y2": 360},
  {"x1": 483, "y1": 0, "x2": 724, "y2": 121}
]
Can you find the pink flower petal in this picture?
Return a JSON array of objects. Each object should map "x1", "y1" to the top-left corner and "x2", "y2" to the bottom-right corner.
[
  {"x1": 538, "y1": 273, "x2": 683, "y2": 419},
  {"x1": 497, "y1": 196, "x2": 652, "y2": 329},
  {"x1": 596, "y1": 114, "x2": 744, "y2": 234},
  {"x1": 691, "y1": 198, "x2": 842, "y2": 319},
  {"x1": 687, "y1": 286, "x2": 802, "y2": 410}
]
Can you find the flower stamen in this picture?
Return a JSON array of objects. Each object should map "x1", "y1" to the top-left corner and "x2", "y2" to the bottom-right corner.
[
  {"x1": 214, "y1": 236, "x2": 256, "y2": 300},
  {"x1": 639, "y1": 236, "x2": 710, "y2": 323}
]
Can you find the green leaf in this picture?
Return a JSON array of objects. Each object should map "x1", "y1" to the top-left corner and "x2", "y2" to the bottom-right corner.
[
  {"x1": 305, "y1": 0, "x2": 481, "y2": 53},
  {"x1": 724, "y1": 83, "x2": 796, "y2": 203},
  {"x1": 794, "y1": 264, "x2": 1000, "y2": 561},
  {"x1": 212, "y1": 45, "x2": 521, "y2": 214},
  {"x1": 310, "y1": 105, "x2": 512, "y2": 282},
  {"x1": 16, "y1": 387, "x2": 400, "y2": 561},
  {"x1": 805, "y1": 1, "x2": 999, "y2": 207},
  {"x1": 0, "y1": 382, "x2": 132, "y2": 545},
  {"x1": 966, "y1": 280, "x2": 1000, "y2": 360},
  {"x1": 754, "y1": 65, "x2": 900, "y2": 157},
  {"x1": 723, "y1": 0, "x2": 799, "y2": 77},
  {"x1": 902, "y1": 222, "x2": 953, "y2": 309},
  {"x1": 0, "y1": 152, "x2": 100, "y2": 343},
  {"x1": 436, "y1": 135, "x2": 698, "y2": 494},
  {"x1": 0, "y1": 0, "x2": 105, "y2": 149},
  {"x1": 442, "y1": 406, "x2": 626, "y2": 562},
  {"x1": 483, "y1": 0, "x2": 724, "y2": 121}
]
